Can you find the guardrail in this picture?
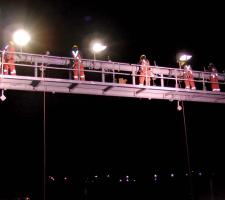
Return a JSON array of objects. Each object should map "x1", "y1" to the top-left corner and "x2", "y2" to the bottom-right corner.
[{"x1": 1, "y1": 51, "x2": 224, "y2": 91}]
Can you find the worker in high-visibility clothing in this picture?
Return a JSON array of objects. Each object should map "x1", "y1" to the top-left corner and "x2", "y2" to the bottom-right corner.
[
  {"x1": 138, "y1": 54, "x2": 153, "y2": 86},
  {"x1": 71, "y1": 45, "x2": 85, "y2": 80},
  {"x1": 179, "y1": 60, "x2": 196, "y2": 90},
  {"x1": 208, "y1": 63, "x2": 220, "y2": 92},
  {"x1": 2, "y1": 41, "x2": 16, "y2": 75}
]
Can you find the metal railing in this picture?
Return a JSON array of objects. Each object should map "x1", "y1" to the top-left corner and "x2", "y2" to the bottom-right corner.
[{"x1": 1, "y1": 50, "x2": 224, "y2": 92}]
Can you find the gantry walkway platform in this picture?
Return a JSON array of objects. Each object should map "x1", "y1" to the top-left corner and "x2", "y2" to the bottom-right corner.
[{"x1": 1, "y1": 51, "x2": 225, "y2": 104}]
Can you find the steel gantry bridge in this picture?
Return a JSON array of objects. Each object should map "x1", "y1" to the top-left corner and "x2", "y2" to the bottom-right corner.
[{"x1": 1, "y1": 51, "x2": 225, "y2": 104}]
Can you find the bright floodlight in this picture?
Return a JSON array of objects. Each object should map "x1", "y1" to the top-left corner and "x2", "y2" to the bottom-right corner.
[
  {"x1": 92, "y1": 42, "x2": 107, "y2": 60},
  {"x1": 92, "y1": 43, "x2": 107, "y2": 53},
  {"x1": 179, "y1": 54, "x2": 192, "y2": 62},
  {"x1": 13, "y1": 29, "x2": 31, "y2": 47}
]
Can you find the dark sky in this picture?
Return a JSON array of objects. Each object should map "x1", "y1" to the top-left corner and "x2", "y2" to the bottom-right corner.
[
  {"x1": 1, "y1": 1, "x2": 225, "y2": 200},
  {"x1": 1, "y1": 0, "x2": 225, "y2": 67}
]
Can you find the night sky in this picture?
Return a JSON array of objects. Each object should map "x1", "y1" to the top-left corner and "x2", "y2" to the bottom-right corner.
[{"x1": 1, "y1": 1, "x2": 225, "y2": 200}]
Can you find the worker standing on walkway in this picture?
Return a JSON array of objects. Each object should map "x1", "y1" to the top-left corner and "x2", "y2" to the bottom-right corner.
[
  {"x1": 71, "y1": 45, "x2": 85, "y2": 80},
  {"x1": 2, "y1": 41, "x2": 16, "y2": 75},
  {"x1": 208, "y1": 63, "x2": 220, "y2": 92},
  {"x1": 138, "y1": 54, "x2": 152, "y2": 86}
]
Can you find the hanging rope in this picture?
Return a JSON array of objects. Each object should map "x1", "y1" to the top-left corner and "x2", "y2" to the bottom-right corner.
[
  {"x1": 181, "y1": 101, "x2": 194, "y2": 200},
  {"x1": 42, "y1": 63, "x2": 46, "y2": 200}
]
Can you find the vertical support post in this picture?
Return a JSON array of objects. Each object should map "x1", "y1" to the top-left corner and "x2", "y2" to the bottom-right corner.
[
  {"x1": 35, "y1": 61, "x2": 38, "y2": 77},
  {"x1": 132, "y1": 66, "x2": 136, "y2": 85},
  {"x1": 161, "y1": 74, "x2": 164, "y2": 87},
  {"x1": 175, "y1": 69, "x2": 178, "y2": 88},
  {"x1": 69, "y1": 58, "x2": 73, "y2": 80},
  {"x1": 202, "y1": 72, "x2": 206, "y2": 91},
  {"x1": 113, "y1": 69, "x2": 116, "y2": 83},
  {"x1": 102, "y1": 64, "x2": 105, "y2": 83}
]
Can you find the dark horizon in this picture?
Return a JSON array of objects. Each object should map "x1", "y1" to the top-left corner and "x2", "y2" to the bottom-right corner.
[{"x1": 1, "y1": 90, "x2": 225, "y2": 199}]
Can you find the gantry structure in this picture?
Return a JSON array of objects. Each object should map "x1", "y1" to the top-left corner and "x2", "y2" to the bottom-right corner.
[{"x1": 1, "y1": 51, "x2": 225, "y2": 104}]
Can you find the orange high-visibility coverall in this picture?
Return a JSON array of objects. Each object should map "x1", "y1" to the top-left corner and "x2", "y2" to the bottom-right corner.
[
  {"x1": 139, "y1": 58, "x2": 152, "y2": 86},
  {"x1": 3, "y1": 42, "x2": 16, "y2": 75},
  {"x1": 72, "y1": 49, "x2": 85, "y2": 80},
  {"x1": 183, "y1": 65, "x2": 195, "y2": 89},
  {"x1": 209, "y1": 64, "x2": 220, "y2": 92}
]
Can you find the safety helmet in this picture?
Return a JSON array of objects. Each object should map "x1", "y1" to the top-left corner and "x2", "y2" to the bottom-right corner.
[
  {"x1": 140, "y1": 54, "x2": 146, "y2": 60},
  {"x1": 208, "y1": 63, "x2": 214, "y2": 67},
  {"x1": 72, "y1": 45, "x2": 78, "y2": 51},
  {"x1": 208, "y1": 63, "x2": 215, "y2": 71}
]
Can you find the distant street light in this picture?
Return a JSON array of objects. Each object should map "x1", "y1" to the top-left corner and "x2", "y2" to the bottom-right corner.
[
  {"x1": 12, "y1": 29, "x2": 31, "y2": 52},
  {"x1": 92, "y1": 43, "x2": 107, "y2": 60}
]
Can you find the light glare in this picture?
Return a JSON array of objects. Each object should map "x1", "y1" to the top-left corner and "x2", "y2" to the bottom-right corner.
[
  {"x1": 13, "y1": 29, "x2": 31, "y2": 46},
  {"x1": 92, "y1": 43, "x2": 107, "y2": 53},
  {"x1": 179, "y1": 54, "x2": 192, "y2": 61}
]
